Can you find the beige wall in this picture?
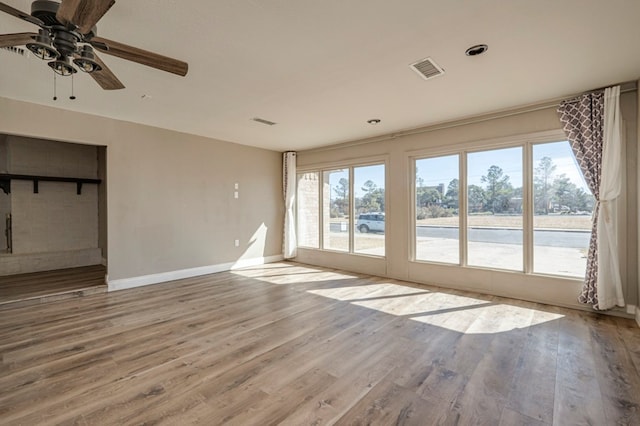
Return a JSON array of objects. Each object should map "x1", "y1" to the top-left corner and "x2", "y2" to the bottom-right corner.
[
  {"x1": 0, "y1": 195, "x2": 9, "y2": 253},
  {"x1": 0, "y1": 135, "x2": 7, "y2": 173},
  {"x1": 297, "y1": 93, "x2": 638, "y2": 313},
  {"x1": 0, "y1": 135, "x2": 9, "y2": 251},
  {"x1": 0, "y1": 96, "x2": 283, "y2": 282},
  {"x1": 97, "y1": 146, "x2": 107, "y2": 264}
]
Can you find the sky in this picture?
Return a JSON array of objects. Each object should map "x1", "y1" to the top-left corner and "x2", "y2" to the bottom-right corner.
[
  {"x1": 324, "y1": 140, "x2": 590, "y2": 199},
  {"x1": 327, "y1": 164, "x2": 385, "y2": 198},
  {"x1": 416, "y1": 141, "x2": 590, "y2": 192}
]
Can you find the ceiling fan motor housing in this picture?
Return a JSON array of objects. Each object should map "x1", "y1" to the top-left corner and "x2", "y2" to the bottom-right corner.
[
  {"x1": 52, "y1": 30, "x2": 76, "y2": 56},
  {"x1": 30, "y1": 0, "x2": 59, "y2": 26},
  {"x1": 30, "y1": 0, "x2": 97, "y2": 37}
]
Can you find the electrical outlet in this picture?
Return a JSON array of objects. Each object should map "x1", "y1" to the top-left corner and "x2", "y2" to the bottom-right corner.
[
  {"x1": 234, "y1": 183, "x2": 239, "y2": 190},
  {"x1": 234, "y1": 239, "x2": 240, "y2": 247},
  {"x1": 234, "y1": 191, "x2": 238, "y2": 199}
]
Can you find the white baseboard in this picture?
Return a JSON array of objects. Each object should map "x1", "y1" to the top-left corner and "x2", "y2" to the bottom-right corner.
[
  {"x1": 107, "y1": 254, "x2": 284, "y2": 292},
  {"x1": 636, "y1": 307, "x2": 640, "y2": 328}
]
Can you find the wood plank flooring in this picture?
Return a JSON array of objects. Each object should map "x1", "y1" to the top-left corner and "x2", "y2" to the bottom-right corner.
[
  {"x1": 0, "y1": 265, "x2": 106, "y2": 308},
  {"x1": 0, "y1": 261, "x2": 638, "y2": 425}
]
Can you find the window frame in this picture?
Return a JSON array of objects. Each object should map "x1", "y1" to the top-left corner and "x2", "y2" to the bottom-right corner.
[
  {"x1": 411, "y1": 152, "x2": 462, "y2": 265},
  {"x1": 409, "y1": 129, "x2": 587, "y2": 281},
  {"x1": 296, "y1": 155, "x2": 388, "y2": 257}
]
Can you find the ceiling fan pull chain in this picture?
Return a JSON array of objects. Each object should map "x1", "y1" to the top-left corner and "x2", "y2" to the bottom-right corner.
[
  {"x1": 53, "y1": 71, "x2": 57, "y2": 101},
  {"x1": 70, "y1": 73, "x2": 76, "y2": 100}
]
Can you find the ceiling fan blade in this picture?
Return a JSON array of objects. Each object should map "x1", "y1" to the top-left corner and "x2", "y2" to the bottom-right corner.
[
  {"x1": 56, "y1": 0, "x2": 115, "y2": 34},
  {"x1": 0, "y1": 2, "x2": 44, "y2": 26},
  {"x1": 85, "y1": 53, "x2": 125, "y2": 90},
  {"x1": 91, "y1": 36, "x2": 188, "y2": 77},
  {"x1": 0, "y1": 32, "x2": 37, "y2": 48}
]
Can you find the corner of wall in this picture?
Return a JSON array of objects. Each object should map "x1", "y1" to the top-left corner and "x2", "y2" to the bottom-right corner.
[{"x1": 637, "y1": 78, "x2": 640, "y2": 315}]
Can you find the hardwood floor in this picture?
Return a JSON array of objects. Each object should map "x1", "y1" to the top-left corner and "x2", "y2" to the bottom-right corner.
[
  {"x1": 0, "y1": 265, "x2": 106, "y2": 308},
  {"x1": 0, "y1": 262, "x2": 638, "y2": 425}
]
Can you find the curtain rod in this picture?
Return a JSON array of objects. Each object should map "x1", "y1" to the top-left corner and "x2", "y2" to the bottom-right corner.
[
  {"x1": 305, "y1": 80, "x2": 637, "y2": 153},
  {"x1": 561, "y1": 81, "x2": 636, "y2": 104}
]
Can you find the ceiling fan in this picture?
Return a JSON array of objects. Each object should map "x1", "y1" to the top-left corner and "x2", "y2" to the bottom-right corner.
[{"x1": 0, "y1": 0, "x2": 188, "y2": 90}]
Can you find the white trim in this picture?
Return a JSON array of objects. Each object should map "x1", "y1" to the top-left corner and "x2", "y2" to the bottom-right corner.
[
  {"x1": 405, "y1": 129, "x2": 565, "y2": 159},
  {"x1": 107, "y1": 254, "x2": 284, "y2": 291},
  {"x1": 297, "y1": 154, "x2": 389, "y2": 174},
  {"x1": 626, "y1": 304, "x2": 636, "y2": 315}
]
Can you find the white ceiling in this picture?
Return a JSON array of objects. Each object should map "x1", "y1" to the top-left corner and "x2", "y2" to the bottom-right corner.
[{"x1": 1, "y1": 0, "x2": 639, "y2": 152}]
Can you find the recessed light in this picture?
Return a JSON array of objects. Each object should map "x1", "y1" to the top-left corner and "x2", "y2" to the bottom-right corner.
[
  {"x1": 367, "y1": 119, "x2": 381, "y2": 125},
  {"x1": 465, "y1": 44, "x2": 488, "y2": 56}
]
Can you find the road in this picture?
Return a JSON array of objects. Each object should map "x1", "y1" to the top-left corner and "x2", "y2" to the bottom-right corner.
[
  {"x1": 330, "y1": 223, "x2": 590, "y2": 248},
  {"x1": 418, "y1": 226, "x2": 589, "y2": 248}
]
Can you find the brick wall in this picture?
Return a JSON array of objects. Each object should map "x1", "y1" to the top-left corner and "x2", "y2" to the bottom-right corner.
[{"x1": 297, "y1": 172, "x2": 319, "y2": 247}]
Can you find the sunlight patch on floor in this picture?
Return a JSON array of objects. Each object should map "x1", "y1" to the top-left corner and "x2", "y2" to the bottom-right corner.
[
  {"x1": 307, "y1": 280, "x2": 564, "y2": 334},
  {"x1": 308, "y1": 282, "x2": 430, "y2": 301},
  {"x1": 412, "y1": 303, "x2": 564, "y2": 334},
  {"x1": 232, "y1": 263, "x2": 360, "y2": 284}
]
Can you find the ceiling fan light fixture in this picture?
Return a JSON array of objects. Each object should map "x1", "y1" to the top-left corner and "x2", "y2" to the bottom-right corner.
[
  {"x1": 73, "y1": 45, "x2": 102, "y2": 73},
  {"x1": 26, "y1": 29, "x2": 58, "y2": 60},
  {"x1": 48, "y1": 55, "x2": 77, "y2": 76}
]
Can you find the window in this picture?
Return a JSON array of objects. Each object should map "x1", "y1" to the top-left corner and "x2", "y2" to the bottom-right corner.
[
  {"x1": 467, "y1": 147, "x2": 523, "y2": 271},
  {"x1": 296, "y1": 172, "x2": 319, "y2": 248},
  {"x1": 297, "y1": 162, "x2": 385, "y2": 256},
  {"x1": 354, "y1": 164, "x2": 385, "y2": 256},
  {"x1": 323, "y1": 169, "x2": 349, "y2": 251},
  {"x1": 532, "y1": 141, "x2": 593, "y2": 277},
  {"x1": 415, "y1": 155, "x2": 459, "y2": 264},
  {"x1": 412, "y1": 140, "x2": 591, "y2": 279}
]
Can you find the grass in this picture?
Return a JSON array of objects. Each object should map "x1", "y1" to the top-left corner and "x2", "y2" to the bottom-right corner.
[
  {"x1": 332, "y1": 214, "x2": 592, "y2": 230},
  {"x1": 418, "y1": 214, "x2": 591, "y2": 229}
]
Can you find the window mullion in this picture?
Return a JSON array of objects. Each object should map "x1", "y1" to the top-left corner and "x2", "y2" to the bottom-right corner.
[
  {"x1": 459, "y1": 152, "x2": 468, "y2": 267},
  {"x1": 523, "y1": 143, "x2": 533, "y2": 274},
  {"x1": 319, "y1": 170, "x2": 324, "y2": 249},
  {"x1": 349, "y1": 167, "x2": 354, "y2": 253}
]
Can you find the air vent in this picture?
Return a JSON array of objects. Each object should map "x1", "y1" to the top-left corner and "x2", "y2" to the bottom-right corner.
[
  {"x1": 252, "y1": 117, "x2": 277, "y2": 126},
  {"x1": 410, "y1": 57, "x2": 444, "y2": 80}
]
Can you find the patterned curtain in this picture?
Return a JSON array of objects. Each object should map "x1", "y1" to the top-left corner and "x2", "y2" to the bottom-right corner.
[{"x1": 557, "y1": 91, "x2": 604, "y2": 308}]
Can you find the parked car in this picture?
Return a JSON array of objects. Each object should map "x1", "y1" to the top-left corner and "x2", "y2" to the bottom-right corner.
[{"x1": 356, "y1": 213, "x2": 385, "y2": 233}]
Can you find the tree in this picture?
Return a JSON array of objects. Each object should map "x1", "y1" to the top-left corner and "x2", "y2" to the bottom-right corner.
[
  {"x1": 467, "y1": 184, "x2": 487, "y2": 212},
  {"x1": 481, "y1": 165, "x2": 513, "y2": 213},
  {"x1": 332, "y1": 177, "x2": 349, "y2": 216},
  {"x1": 534, "y1": 156, "x2": 556, "y2": 214},
  {"x1": 445, "y1": 178, "x2": 459, "y2": 209},
  {"x1": 357, "y1": 180, "x2": 381, "y2": 212},
  {"x1": 417, "y1": 187, "x2": 442, "y2": 207},
  {"x1": 552, "y1": 174, "x2": 577, "y2": 211},
  {"x1": 415, "y1": 167, "x2": 424, "y2": 188},
  {"x1": 361, "y1": 180, "x2": 377, "y2": 195}
]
